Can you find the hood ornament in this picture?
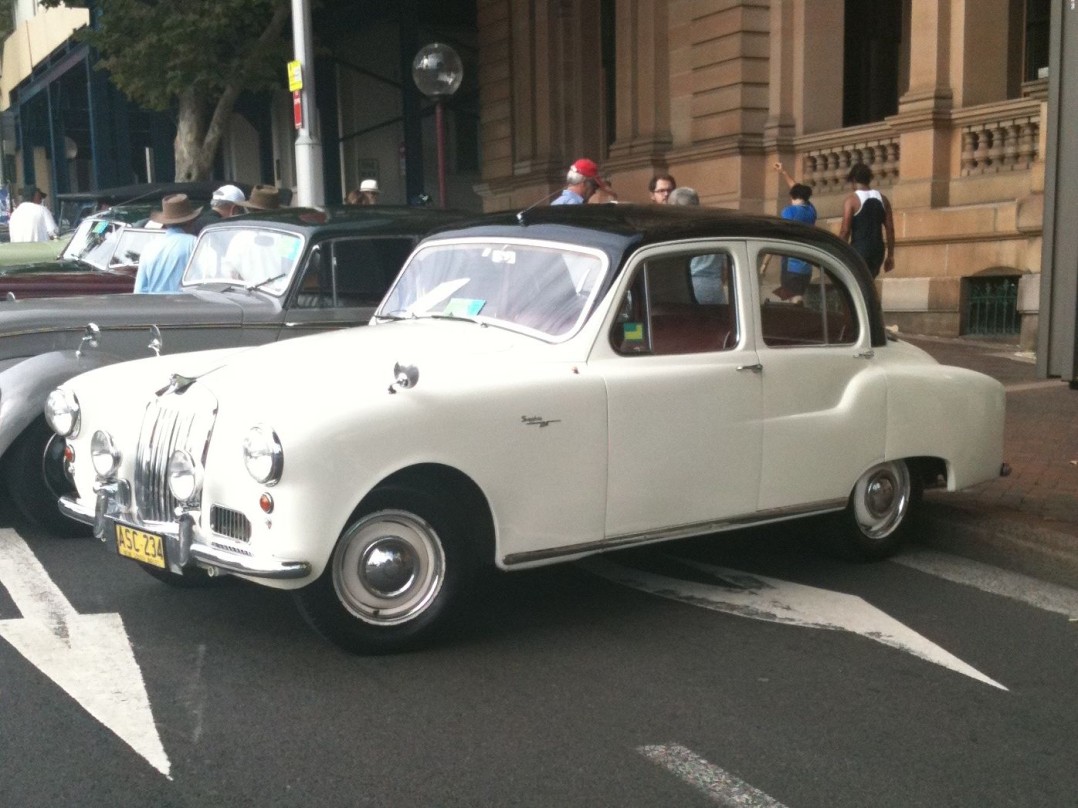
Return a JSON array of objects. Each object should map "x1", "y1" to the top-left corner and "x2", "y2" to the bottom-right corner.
[
  {"x1": 388, "y1": 362, "x2": 419, "y2": 394},
  {"x1": 5, "y1": 291, "x2": 14, "y2": 302},
  {"x1": 75, "y1": 322, "x2": 100, "y2": 359},
  {"x1": 155, "y1": 373, "x2": 198, "y2": 397},
  {"x1": 148, "y1": 324, "x2": 163, "y2": 357}
]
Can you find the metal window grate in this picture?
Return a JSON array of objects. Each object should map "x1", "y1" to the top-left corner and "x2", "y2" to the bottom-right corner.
[{"x1": 966, "y1": 277, "x2": 1020, "y2": 336}]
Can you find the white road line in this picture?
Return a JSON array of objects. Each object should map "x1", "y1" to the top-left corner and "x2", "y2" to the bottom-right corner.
[
  {"x1": 0, "y1": 529, "x2": 171, "y2": 778},
  {"x1": 639, "y1": 743, "x2": 789, "y2": 807},
  {"x1": 894, "y1": 548, "x2": 1078, "y2": 619},
  {"x1": 1003, "y1": 380, "x2": 1066, "y2": 393},
  {"x1": 584, "y1": 556, "x2": 1007, "y2": 690}
]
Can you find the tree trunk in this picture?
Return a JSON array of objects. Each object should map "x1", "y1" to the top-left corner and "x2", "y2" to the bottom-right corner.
[{"x1": 173, "y1": 89, "x2": 213, "y2": 181}]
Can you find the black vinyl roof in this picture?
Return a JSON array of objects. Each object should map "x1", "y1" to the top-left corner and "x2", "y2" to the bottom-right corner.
[{"x1": 200, "y1": 205, "x2": 473, "y2": 238}]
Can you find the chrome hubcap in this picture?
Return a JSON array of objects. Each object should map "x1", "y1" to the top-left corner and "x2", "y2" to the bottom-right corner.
[
  {"x1": 332, "y1": 509, "x2": 445, "y2": 626},
  {"x1": 853, "y1": 461, "x2": 910, "y2": 540},
  {"x1": 360, "y1": 538, "x2": 419, "y2": 597}
]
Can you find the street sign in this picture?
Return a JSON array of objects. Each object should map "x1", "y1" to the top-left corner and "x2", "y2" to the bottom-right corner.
[
  {"x1": 287, "y1": 60, "x2": 303, "y2": 92},
  {"x1": 293, "y1": 91, "x2": 303, "y2": 130}
]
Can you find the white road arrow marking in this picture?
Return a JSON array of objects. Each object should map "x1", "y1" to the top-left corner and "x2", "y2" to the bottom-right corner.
[
  {"x1": 584, "y1": 555, "x2": 1006, "y2": 691},
  {"x1": 0, "y1": 529, "x2": 171, "y2": 778},
  {"x1": 639, "y1": 743, "x2": 790, "y2": 807}
]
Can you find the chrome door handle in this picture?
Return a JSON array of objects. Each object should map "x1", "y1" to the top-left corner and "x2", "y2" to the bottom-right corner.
[
  {"x1": 736, "y1": 363, "x2": 763, "y2": 373},
  {"x1": 854, "y1": 350, "x2": 875, "y2": 360}
]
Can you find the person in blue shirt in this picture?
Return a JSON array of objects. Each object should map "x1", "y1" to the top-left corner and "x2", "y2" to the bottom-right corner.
[
  {"x1": 133, "y1": 194, "x2": 203, "y2": 294},
  {"x1": 551, "y1": 158, "x2": 610, "y2": 205},
  {"x1": 778, "y1": 180, "x2": 817, "y2": 302}
]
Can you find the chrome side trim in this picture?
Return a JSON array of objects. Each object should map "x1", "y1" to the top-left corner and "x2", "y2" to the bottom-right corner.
[{"x1": 501, "y1": 499, "x2": 848, "y2": 567}]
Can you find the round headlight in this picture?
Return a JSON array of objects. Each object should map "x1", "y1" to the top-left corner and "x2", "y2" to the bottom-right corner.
[
  {"x1": 45, "y1": 388, "x2": 81, "y2": 437},
  {"x1": 242, "y1": 426, "x2": 283, "y2": 485},
  {"x1": 167, "y1": 450, "x2": 202, "y2": 503},
  {"x1": 90, "y1": 430, "x2": 121, "y2": 479}
]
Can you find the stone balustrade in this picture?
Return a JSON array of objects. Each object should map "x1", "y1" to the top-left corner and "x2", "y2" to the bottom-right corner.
[
  {"x1": 798, "y1": 133, "x2": 900, "y2": 193},
  {"x1": 958, "y1": 112, "x2": 1039, "y2": 176}
]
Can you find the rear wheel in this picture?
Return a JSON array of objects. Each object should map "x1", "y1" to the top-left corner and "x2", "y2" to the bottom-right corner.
[
  {"x1": 835, "y1": 460, "x2": 919, "y2": 560},
  {"x1": 294, "y1": 486, "x2": 471, "y2": 654},
  {"x1": 3, "y1": 418, "x2": 90, "y2": 538}
]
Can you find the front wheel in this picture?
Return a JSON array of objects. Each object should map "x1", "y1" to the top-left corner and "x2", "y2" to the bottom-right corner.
[
  {"x1": 3, "y1": 418, "x2": 91, "y2": 538},
  {"x1": 835, "y1": 460, "x2": 919, "y2": 560},
  {"x1": 294, "y1": 487, "x2": 471, "y2": 654}
]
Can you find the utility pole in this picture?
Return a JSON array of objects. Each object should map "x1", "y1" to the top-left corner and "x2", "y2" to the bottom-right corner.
[
  {"x1": 1037, "y1": 0, "x2": 1078, "y2": 386},
  {"x1": 291, "y1": 0, "x2": 324, "y2": 206}
]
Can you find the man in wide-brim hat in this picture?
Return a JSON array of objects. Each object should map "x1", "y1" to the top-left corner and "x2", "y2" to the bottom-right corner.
[
  {"x1": 242, "y1": 184, "x2": 281, "y2": 211},
  {"x1": 134, "y1": 194, "x2": 203, "y2": 293}
]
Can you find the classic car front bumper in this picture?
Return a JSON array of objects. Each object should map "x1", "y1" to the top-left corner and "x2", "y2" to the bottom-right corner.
[{"x1": 59, "y1": 486, "x2": 311, "y2": 580}]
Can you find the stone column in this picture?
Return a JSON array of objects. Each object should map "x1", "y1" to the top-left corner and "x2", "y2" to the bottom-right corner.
[
  {"x1": 889, "y1": 0, "x2": 954, "y2": 210},
  {"x1": 607, "y1": 0, "x2": 672, "y2": 161}
]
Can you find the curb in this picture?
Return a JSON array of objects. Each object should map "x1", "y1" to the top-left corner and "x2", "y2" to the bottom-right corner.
[{"x1": 917, "y1": 501, "x2": 1078, "y2": 591}]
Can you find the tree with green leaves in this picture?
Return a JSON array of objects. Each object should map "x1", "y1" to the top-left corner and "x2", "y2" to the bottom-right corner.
[{"x1": 43, "y1": 0, "x2": 291, "y2": 181}]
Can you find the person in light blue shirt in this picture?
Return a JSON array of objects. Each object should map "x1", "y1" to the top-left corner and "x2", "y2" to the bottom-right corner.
[
  {"x1": 551, "y1": 158, "x2": 610, "y2": 205},
  {"x1": 134, "y1": 194, "x2": 202, "y2": 294}
]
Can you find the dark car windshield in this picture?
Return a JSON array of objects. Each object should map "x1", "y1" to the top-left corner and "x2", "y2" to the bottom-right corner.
[
  {"x1": 182, "y1": 227, "x2": 305, "y2": 296},
  {"x1": 377, "y1": 239, "x2": 606, "y2": 339}
]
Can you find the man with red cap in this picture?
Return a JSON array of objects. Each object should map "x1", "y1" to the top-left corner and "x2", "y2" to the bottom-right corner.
[{"x1": 551, "y1": 158, "x2": 611, "y2": 205}]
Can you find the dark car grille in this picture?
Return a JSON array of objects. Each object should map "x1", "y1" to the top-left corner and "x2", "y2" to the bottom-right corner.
[{"x1": 134, "y1": 385, "x2": 218, "y2": 523}]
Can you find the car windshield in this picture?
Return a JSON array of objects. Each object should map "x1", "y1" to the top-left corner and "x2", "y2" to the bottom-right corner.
[
  {"x1": 60, "y1": 218, "x2": 164, "y2": 271},
  {"x1": 377, "y1": 240, "x2": 606, "y2": 339},
  {"x1": 181, "y1": 227, "x2": 305, "y2": 295},
  {"x1": 61, "y1": 218, "x2": 124, "y2": 269}
]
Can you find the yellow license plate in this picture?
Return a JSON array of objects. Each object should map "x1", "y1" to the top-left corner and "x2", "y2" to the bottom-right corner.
[{"x1": 115, "y1": 523, "x2": 167, "y2": 569}]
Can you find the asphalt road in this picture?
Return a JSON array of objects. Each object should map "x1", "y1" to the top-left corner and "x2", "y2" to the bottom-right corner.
[{"x1": 1, "y1": 506, "x2": 1076, "y2": 808}]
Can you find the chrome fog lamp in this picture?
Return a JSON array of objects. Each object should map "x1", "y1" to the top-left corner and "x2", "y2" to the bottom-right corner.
[
  {"x1": 90, "y1": 430, "x2": 121, "y2": 478},
  {"x1": 242, "y1": 426, "x2": 283, "y2": 485},
  {"x1": 167, "y1": 450, "x2": 203, "y2": 504},
  {"x1": 44, "y1": 388, "x2": 81, "y2": 437}
]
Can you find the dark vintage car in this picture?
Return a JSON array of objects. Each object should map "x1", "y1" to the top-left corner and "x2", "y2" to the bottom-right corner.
[
  {"x1": 0, "y1": 205, "x2": 470, "y2": 534},
  {"x1": 0, "y1": 181, "x2": 261, "y2": 298}
]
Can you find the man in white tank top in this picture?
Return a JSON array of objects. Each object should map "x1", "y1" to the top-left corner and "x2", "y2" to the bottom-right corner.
[{"x1": 839, "y1": 163, "x2": 895, "y2": 278}]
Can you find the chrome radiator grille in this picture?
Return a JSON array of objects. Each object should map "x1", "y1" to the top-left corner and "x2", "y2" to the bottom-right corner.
[
  {"x1": 134, "y1": 385, "x2": 218, "y2": 523},
  {"x1": 210, "y1": 505, "x2": 252, "y2": 542}
]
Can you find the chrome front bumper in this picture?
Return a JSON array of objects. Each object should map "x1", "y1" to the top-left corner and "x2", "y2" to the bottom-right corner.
[{"x1": 59, "y1": 485, "x2": 311, "y2": 580}]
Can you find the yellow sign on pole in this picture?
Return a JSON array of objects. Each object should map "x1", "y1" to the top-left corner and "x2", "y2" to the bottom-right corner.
[{"x1": 287, "y1": 60, "x2": 303, "y2": 92}]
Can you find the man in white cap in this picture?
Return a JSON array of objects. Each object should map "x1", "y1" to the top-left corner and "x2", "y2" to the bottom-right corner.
[
  {"x1": 9, "y1": 185, "x2": 59, "y2": 242},
  {"x1": 193, "y1": 183, "x2": 246, "y2": 232},
  {"x1": 134, "y1": 194, "x2": 202, "y2": 293},
  {"x1": 359, "y1": 178, "x2": 380, "y2": 205},
  {"x1": 551, "y1": 158, "x2": 611, "y2": 205}
]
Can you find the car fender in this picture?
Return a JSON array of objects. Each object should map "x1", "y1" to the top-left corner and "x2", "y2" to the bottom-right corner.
[
  {"x1": 0, "y1": 349, "x2": 126, "y2": 459},
  {"x1": 883, "y1": 365, "x2": 1005, "y2": 490}
]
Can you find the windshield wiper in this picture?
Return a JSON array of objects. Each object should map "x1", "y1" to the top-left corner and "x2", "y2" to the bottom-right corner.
[
  {"x1": 426, "y1": 312, "x2": 484, "y2": 325},
  {"x1": 243, "y1": 273, "x2": 287, "y2": 293},
  {"x1": 374, "y1": 310, "x2": 416, "y2": 321}
]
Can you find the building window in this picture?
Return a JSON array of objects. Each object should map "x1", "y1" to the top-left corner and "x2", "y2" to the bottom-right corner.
[
  {"x1": 1024, "y1": 0, "x2": 1051, "y2": 81},
  {"x1": 843, "y1": 0, "x2": 902, "y2": 127},
  {"x1": 965, "y1": 276, "x2": 1020, "y2": 336}
]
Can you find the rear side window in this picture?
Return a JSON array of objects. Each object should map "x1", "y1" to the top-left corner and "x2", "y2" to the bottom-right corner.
[
  {"x1": 294, "y1": 237, "x2": 415, "y2": 309},
  {"x1": 611, "y1": 249, "x2": 738, "y2": 355},
  {"x1": 756, "y1": 250, "x2": 860, "y2": 347}
]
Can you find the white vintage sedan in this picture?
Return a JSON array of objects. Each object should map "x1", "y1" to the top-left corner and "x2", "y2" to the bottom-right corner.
[{"x1": 49, "y1": 205, "x2": 1005, "y2": 653}]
